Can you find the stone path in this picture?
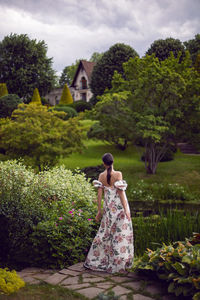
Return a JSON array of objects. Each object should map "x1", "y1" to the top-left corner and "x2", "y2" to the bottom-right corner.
[{"x1": 17, "y1": 262, "x2": 178, "y2": 300}]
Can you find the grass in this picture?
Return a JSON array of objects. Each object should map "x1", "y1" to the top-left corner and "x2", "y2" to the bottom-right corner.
[
  {"x1": 0, "y1": 283, "x2": 87, "y2": 300},
  {"x1": 60, "y1": 139, "x2": 200, "y2": 195}
]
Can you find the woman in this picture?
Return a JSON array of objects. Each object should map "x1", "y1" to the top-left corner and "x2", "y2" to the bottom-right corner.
[{"x1": 84, "y1": 153, "x2": 134, "y2": 273}]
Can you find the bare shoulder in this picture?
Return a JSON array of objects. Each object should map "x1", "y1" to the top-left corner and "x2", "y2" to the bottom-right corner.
[
  {"x1": 98, "y1": 171, "x2": 105, "y2": 181},
  {"x1": 113, "y1": 170, "x2": 122, "y2": 180}
]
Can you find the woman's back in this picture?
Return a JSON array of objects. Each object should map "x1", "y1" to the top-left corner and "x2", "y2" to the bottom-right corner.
[{"x1": 99, "y1": 170, "x2": 122, "y2": 187}]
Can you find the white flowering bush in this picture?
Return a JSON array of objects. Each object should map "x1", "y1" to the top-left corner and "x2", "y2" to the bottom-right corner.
[{"x1": 0, "y1": 160, "x2": 97, "y2": 268}]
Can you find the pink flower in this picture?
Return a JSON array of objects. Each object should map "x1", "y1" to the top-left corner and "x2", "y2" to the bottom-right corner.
[
  {"x1": 69, "y1": 211, "x2": 73, "y2": 214},
  {"x1": 93, "y1": 250, "x2": 100, "y2": 257},
  {"x1": 72, "y1": 202, "x2": 75, "y2": 205},
  {"x1": 72, "y1": 209, "x2": 75, "y2": 211},
  {"x1": 58, "y1": 217, "x2": 63, "y2": 220},
  {"x1": 126, "y1": 235, "x2": 133, "y2": 244},
  {"x1": 88, "y1": 218, "x2": 92, "y2": 221},
  {"x1": 122, "y1": 223, "x2": 128, "y2": 230},
  {"x1": 120, "y1": 246, "x2": 126, "y2": 253},
  {"x1": 55, "y1": 223, "x2": 58, "y2": 226},
  {"x1": 78, "y1": 213, "x2": 81, "y2": 216}
]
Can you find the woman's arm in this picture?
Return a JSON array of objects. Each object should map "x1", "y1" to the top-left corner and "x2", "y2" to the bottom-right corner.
[
  {"x1": 118, "y1": 190, "x2": 131, "y2": 221},
  {"x1": 95, "y1": 187, "x2": 103, "y2": 222}
]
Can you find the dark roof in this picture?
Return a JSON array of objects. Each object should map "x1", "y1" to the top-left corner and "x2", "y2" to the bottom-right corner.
[{"x1": 71, "y1": 60, "x2": 96, "y2": 87}]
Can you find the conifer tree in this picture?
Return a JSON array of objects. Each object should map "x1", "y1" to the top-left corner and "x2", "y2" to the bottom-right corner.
[
  {"x1": 0, "y1": 83, "x2": 8, "y2": 98},
  {"x1": 59, "y1": 84, "x2": 73, "y2": 105},
  {"x1": 30, "y1": 88, "x2": 42, "y2": 105}
]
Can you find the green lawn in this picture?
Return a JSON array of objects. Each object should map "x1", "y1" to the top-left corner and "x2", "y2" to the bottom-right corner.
[{"x1": 60, "y1": 139, "x2": 200, "y2": 195}]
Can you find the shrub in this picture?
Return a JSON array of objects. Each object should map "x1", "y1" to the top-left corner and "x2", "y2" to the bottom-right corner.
[
  {"x1": 30, "y1": 88, "x2": 42, "y2": 105},
  {"x1": 0, "y1": 160, "x2": 97, "y2": 268},
  {"x1": 0, "y1": 268, "x2": 25, "y2": 294},
  {"x1": 134, "y1": 234, "x2": 200, "y2": 299},
  {"x1": 0, "y1": 83, "x2": 8, "y2": 98},
  {"x1": 59, "y1": 84, "x2": 73, "y2": 105},
  {"x1": 70, "y1": 100, "x2": 92, "y2": 112},
  {"x1": 53, "y1": 106, "x2": 77, "y2": 120},
  {"x1": 0, "y1": 94, "x2": 22, "y2": 118}
]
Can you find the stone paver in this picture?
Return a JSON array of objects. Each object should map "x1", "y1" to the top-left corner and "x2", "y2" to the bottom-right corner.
[
  {"x1": 19, "y1": 262, "x2": 173, "y2": 300},
  {"x1": 44, "y1": 272, "x2": 67, "y2": 285},
  {"x1": 112, "y1": 285, "x2": 132, "y2": 296},
  {"x1": 78, "y1": 287, "x2": 104, "y2": 299}
]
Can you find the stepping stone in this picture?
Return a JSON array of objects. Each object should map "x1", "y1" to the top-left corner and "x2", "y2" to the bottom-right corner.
[
  {"x1": 78, "y1": 287, "x2": 104, "y2": 299},
  {"x1": 59, "y1": 269, "x2": 80, "y2": 276},
  {"x1": 133, "y1": 294, "x2": 154, "y2": 300},
  {"x1": 85, "y1": 270, "x2": 111, "y2": 277},
  {"x1": 97, "y1": 282, "x2": 114, "y2": 289},
  {"x1": 19, "y1": 267, "x2": 44, "y2": 273},
  {"x1": 82, "y1": 276, "x2": 106, "y2": 283},
  {"x1": 112, "y1": 285, "x2": 131, "y2": 296},
  {"x1": 68, "y1": 262, "x2": 85, "y2": 272},
  {"x1": 63, "y1": 283, "x2": 91, "y2": 290},
  {"x1": 33, "y1": 273, "x2": 52, "y2": 281},
  {"x1": 22, "y1": 276, "x2": 41, "y2": 284},
  {"x1": 110, "y1": 276, "x2": 132, "y2": 283},
  {"x1": 81, "y1": 273, "x2": 97, "y2": 278},
  {"x1": 61, "y1": 276, "x2": 80, "y2": 285},
  {"x1": 122, "y1": 281, "x2": 142, "y2": 290},
  {"x1": 44, "y1": 273, "x2": 67, "y2": 285}
]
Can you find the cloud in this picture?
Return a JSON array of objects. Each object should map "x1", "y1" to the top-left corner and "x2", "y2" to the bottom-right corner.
[{"x1": 0, "y1": 0, "x2": 199, "y2": 73}]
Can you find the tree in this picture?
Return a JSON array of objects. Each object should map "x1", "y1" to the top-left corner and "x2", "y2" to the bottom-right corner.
[
  {"x1": 146, "y1": 37, "x2": 185, "y2": 61},
  {"x1": 59, "y1": 84, "x2": 73, "y2": 105},
  {"x1": 0, "y1": 33, "x2": 56, "y2": 101},
  {"x1": 88, "y1": 92, "x2": 133, "y2": 150},
  {"x1": 0, "y1": 83, "x2": 8, "y2": 97},
  {"x1": 0, "y1": 104, "x2": 84, "y2": 171},
  {"x1": 194, "y1": 53, "x2": 200, "y2": 74},
  {"x1": 0, "y1": 94, "x2": 22, "y2": 118},
  {"x1": 90, "y1": 52, "x2": 103, "y2": 63},
  {"x1": 30, "y1": 88, "x2": 42, "y2": 105},
  {"x1": 110, "y1": 52, "x2": 200, "y2": 174},
  {"x1": 184, "y1": 34, "x2": 200, "y2": 64},
  {"x1": 90, "y1": 43, "x2": 138, "y2": 97}
]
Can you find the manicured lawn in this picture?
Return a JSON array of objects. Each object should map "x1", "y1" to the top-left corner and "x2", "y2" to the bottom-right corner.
[{"x1": 60, "y1": 139, "x2": 200, "y2": 195}]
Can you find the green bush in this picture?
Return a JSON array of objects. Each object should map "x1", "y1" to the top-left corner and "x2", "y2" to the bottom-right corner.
[
  {"x1": 70, "y1": 100, "x2": 92, "y2": 112},
  {"x1": 0, "y1": 268, "x2": 25, "y2": 294},
  {"x1": 134, "y1": 234, "x2": 200, "y2": 299},
  {"x1": 129, "y1": 180, "x2": 197, "y2": 202},
  {"x1": 0, "y1": 94, "x2": 22, "y2": 118},
  {"x1": 53, "y1": 105, "x2": 77, "y2": 120},
  {"x1": 0, "y1": 160, "x2": 97, "y2": 269}
]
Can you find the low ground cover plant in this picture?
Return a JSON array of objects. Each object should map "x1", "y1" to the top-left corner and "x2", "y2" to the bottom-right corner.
[
  {"x1": 134, "y1": 233, "x2": 200, "y2": 299},
  {"x1": 0, "y1": 268, "x2": 25, "y2": 295},
  {"x1": 0, "y1": 160, "x2": 97, "y2": 269}
]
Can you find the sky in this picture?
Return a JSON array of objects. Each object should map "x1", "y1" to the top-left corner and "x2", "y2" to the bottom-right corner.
[{"x1": 0, "y1": 0, "x2": 200, "y2": 75}]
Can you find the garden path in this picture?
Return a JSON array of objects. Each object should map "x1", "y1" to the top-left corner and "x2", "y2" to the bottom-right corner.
[{"x1": 17, "y1": 262, "x2": 179, "y2": 300}]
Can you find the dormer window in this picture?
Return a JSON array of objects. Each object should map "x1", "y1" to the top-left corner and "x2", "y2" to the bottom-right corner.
[{"x1": 81, "y1": 77, "x2": 87, "y2": 89}]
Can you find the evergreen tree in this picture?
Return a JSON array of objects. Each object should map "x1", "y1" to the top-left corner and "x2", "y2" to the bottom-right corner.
[
  {"x1": 0, "y1": 83, "x2": 8, "y2": 98},
  {"x1": 59, "y1": 84, "x2": 73, "y2": 105},
  {"x1": 30, "y1": 88, "x2": 42, "y2": 105}
]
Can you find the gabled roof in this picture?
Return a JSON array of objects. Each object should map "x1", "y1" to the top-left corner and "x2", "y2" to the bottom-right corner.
[{"x1": 71, "y1": 60, "x2": 96, "y2": 87}]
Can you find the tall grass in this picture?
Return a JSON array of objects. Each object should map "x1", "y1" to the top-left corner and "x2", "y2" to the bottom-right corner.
[{"x1": 133, "y1": 210, "x2": 200, "y2": 256}]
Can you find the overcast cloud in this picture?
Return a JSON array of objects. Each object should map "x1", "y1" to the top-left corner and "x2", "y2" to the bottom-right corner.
[{"x1": 0, "y1": 0, "x2": 199, "y2": 74}]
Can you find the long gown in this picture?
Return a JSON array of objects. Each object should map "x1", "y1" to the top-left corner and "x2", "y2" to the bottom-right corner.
[{"x1": 84, "y1": 180, "x2": 134, "y2": 273}]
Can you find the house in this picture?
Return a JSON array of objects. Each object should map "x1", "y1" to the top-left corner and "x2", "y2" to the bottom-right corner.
[{"x1": 46, "y1": 60, "x2": 95, "y2": 106}]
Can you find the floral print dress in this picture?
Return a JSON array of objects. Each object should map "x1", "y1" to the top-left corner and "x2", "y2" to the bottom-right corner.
[{"x1": 84, "y1": 180, "x2": 134, "y2": 273}]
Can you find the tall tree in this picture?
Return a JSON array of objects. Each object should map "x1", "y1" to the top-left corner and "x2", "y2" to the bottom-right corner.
[
  {"x1": 0, "y1": 33, "x2": 56, "y2": 102},
  {"x1": 146, "y1": 37, "x2": 185, "y2": 61},
  {"x1": 0, "y1": 104, "x2": 84, "y2": 171},
  {"x1": 109, "y1": 52, "x2": 200, "y2": 174},
  {"x1": 184, "y1": 34, "x2": 200, "y2": 64},
  {"x1": 90, "y1": 43, "x2": 138, "y2": 97},
  {"x1": 90, "y1": 52, "x2": 103, "y2": 63},
  {"x1": 30, "y1": 88, "x2": 42, "y2": 105}
]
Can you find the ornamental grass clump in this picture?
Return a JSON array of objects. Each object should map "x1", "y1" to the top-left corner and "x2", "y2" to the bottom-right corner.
[
  {"x1": 134, "y1": 233, "x2": 200, "y2": 299},
  {"x1": 0, "y1": 268, "x2": 25, "y2": 294}
]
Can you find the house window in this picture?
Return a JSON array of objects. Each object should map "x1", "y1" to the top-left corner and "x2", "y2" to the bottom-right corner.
[
  {"x1": 81, "y1": 93, "x2": 87, "y2": 102},
  {"x1": 81, "y1": 77, "x2": 87, "y2": 89}
]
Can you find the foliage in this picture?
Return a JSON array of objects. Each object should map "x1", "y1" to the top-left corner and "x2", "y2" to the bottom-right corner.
[
  {"x1": 111, "y1": 52, "x2": 200, "y2": 174},
  {"x1": 129, "y1": 180, "x2": 197, "y2": 202},
  {"x1": 0, "y1": 160, "x2": 97, "y2": 268},
  {"x1": 0, "y1": 104, "x2": 84, "y2": 171},
  {"x1": 59, "y1": 84, "x2": 73, "y2": 105},
  {"x1": 184, "y1": 34, "x2": 200, "y2": 64},
  {"x1": 134, "y1": 235, "x2": 200, "y2": 299},
  {"x1": 0, "y1": 268, "x2": 25, "y2": 294},
  {"x1": 59, "y1": 60, "x2": 82, "y2": 87},
  {"x1": 53, "y1": 106, "x2": 77, "y2": 120},
  {"x1": 88, "y1": 92, "x2": 133, "y2": 150},
  {"x1": 0, "y1": 33, "x2": 56, "y2": 101},
  {"x1": 70, "y1": 100, "x2": 92, "y2": 112},
  {"x1": 90, "y1": 51, "x2": 104, "y2": 63},
  {"x1": 81, "y1": 164, "x2": 104, "y2": 182},
  {"x1": 141, "y1": 146, "x2": 175, "y2": 162},
  {"x1": 194, "y1": 53, "x2": 200, "y2": 74},
  {"x1": 0, "y1": 83, "x2": 8, "y2": 97},
  {"x1": 97, "y1": 291, "x2": 119, "y2": 300},
  {"x1": 146, "y1": 37, "x2": 185, "y2": 61},
  {"x1": 30, "y1": 88, "x2": 42, "y2": 105},
  {"x1": 0, "y1": 94, "x2": 22, "y2": 118},
  {"x1": 90, "y1": 43, "x2": 138, "y2": 97}
]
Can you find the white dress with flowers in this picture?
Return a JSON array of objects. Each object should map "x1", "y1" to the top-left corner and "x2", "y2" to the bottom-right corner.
[{"x1": 84, "y1": 180, "x2": 134, "y2": 273}]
